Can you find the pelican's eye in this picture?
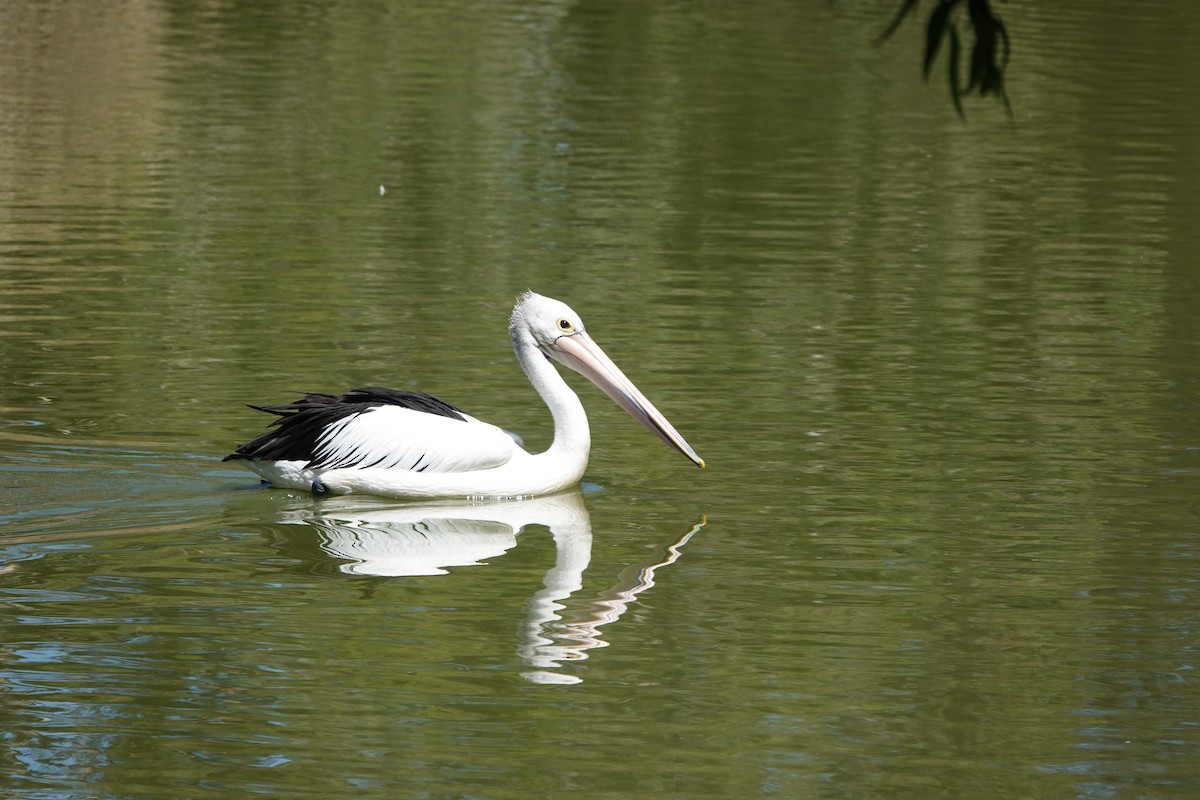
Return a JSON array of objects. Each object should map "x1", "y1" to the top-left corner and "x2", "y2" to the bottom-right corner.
[{"x1": 556, "y1": 318, "x2": 576, "y2": 333}]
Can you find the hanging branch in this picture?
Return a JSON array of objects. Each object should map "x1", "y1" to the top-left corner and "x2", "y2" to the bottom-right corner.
[{"x1": 876, "y1": 0, "x2": 1011, "y2": 119}]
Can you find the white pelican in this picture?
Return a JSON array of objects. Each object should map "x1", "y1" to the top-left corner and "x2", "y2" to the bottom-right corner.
[{"x1": 224, "y1": 291, "x2": 704, "y2": 498}]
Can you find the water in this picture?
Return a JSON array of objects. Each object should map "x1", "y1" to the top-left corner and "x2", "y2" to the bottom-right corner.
[{"x1": 2, "y1": 1, "x2": 1200, "y2": 797}]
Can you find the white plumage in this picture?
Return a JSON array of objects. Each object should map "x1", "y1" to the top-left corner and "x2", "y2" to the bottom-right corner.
[{"x1": 311, "y1": 406, "x2": 516, "y2": 473}]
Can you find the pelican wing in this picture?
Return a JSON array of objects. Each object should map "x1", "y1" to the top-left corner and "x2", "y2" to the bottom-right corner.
[
  {"x1": 225, "y1": 388, "x2": 519, "y2": 474},
  {"x1": 310, "y1": 406, "x2": 517, "y2": 472}
]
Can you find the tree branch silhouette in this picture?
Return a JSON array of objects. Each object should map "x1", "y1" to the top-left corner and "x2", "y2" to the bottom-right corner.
[{"x1": 876, "y1": 0, "x2": 1011, "y2": 118}]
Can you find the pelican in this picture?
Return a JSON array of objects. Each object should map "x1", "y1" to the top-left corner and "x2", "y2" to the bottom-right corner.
[{"x1": 224, "y1": 291, "x2": 704, "y2": 498}]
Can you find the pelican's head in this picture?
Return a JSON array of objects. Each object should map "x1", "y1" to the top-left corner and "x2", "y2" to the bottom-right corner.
[
  {"x1": 508, "y1": 291, "x2": 590, "y2": 350},
  {"x1": 509, "y1": 291, "x2": 705, "y2": 469}
]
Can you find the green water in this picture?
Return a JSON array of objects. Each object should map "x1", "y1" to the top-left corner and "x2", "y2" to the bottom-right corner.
[{"x1": 2, "y1": 1, "x2": 1199, "y2": 797}]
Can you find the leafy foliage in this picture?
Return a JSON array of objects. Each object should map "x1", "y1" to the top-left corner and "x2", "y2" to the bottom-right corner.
[{"x1": 876, "y1": 0, "x2": 1011, "y2": 118}]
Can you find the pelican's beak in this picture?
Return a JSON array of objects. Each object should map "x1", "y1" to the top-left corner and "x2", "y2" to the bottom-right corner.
[{"x1": 548, "y1": 332, "x2": 706, "y2": 469}]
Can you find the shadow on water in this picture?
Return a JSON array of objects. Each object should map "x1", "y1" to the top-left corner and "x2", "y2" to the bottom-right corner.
[{"x1": 268, "y1": 490, "x2": 706, "y2": 686}]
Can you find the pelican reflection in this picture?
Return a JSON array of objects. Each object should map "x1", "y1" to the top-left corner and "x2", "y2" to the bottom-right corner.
[{"x1": 277, "y1": 492, "x2": 705, "y2": 684}]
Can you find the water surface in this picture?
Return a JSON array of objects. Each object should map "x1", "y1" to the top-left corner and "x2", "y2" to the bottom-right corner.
[{"x1": 2, "y1": 1, "x2": 1199, "y2": 797}]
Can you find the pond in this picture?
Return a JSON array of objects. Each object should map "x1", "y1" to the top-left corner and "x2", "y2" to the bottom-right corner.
[{"x1": 2, "y1": 1, "x2": 1199, "y2": 797}]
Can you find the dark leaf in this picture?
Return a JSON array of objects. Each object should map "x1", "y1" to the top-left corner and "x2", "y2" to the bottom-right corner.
[
  {"x1": 923, "y1": 0, "x2": 958, "y2": 79},
  {"x1": 875, "y1": 0, "x2": 922, "y2": 46},
  {"x1": 967, "y1": 36, "x2": 988, "y2": 92},
  {"x1": 995, "y1": 17, "x2": 1011, "y2": 69},
  {"x1": 947, "y1": 25, "x2": 965, "y2": 119}
]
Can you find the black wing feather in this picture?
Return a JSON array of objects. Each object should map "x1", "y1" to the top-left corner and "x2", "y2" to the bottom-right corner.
[{"x1": 223, "y1": 387, "x2": 467, "y2": 464}]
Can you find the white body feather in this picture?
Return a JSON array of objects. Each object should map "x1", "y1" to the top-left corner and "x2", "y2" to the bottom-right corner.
[{"x1": 310, "y1": 407, "x2": 517, "y2": 473}]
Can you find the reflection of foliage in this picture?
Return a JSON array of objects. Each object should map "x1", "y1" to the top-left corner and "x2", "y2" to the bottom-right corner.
[{"x1": 876, "y1": 0, "x2": 1011, "y2": 118}]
